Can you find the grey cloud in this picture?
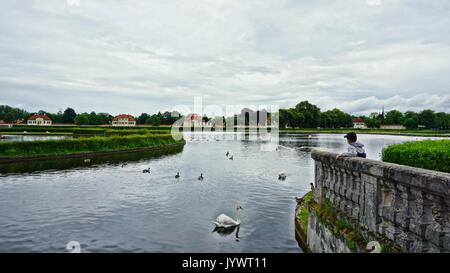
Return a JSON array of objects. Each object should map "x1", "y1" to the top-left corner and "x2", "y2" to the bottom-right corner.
[{"x1": 0, "y1": 0, "x2": 449, "y2": 116}]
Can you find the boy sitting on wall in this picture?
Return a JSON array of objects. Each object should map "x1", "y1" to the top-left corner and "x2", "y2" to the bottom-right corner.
[{"x1": 336, "y1": 132, "x2": 366, "y2": 159}]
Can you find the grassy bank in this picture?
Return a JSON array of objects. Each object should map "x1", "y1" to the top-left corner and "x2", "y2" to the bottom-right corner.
[
  {"x1": 0, "y1": 134, "x2": 184, "y2": 158},
  {"x1": 382, "y1": 140, "x2": 450, "y2": 173},
  {"x1": 0, "y1": 125, "x2": 172, "y2": 135},
  {"x1": 280, "y1": 128, "x2": 450, "y2": 137}
]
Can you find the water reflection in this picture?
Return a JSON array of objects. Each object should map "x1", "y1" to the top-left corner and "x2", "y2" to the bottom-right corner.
[
  {"x1": 213, "y1": 225, "x2": 240, "y2": 241},
  {"x1": 0, "y1": 132, "x2": 443, "y2": 253},
  {"x1": 0, "y1": 134, "x2": 70, "y2": 142},
  {"x1": 0, "y1": 145, "x2": 184, "y2": 175}
]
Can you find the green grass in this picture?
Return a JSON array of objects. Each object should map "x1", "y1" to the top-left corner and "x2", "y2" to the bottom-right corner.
[
  {"x1": 0, "y1": 134, "x2": 185, "y2": 157},
  {"x1": 297, "y1": 191, "x2": 314, "y2": 231},
  {"x1": 382, "y1": 140, "x2": 450, "y2": 173}
]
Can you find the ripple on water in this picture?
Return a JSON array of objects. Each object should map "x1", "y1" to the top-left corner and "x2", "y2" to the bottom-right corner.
[{"x1": 0, "y1": 133, "x2": 428, "y2": 252}]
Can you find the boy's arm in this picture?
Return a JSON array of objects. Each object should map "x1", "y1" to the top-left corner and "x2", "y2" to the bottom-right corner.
[{"x1": 336, "y1": 146, "x2": 357, "y2": 159}]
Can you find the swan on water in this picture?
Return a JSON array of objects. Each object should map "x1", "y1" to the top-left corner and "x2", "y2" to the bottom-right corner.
[
  {"x1": 366, "y1": 241, "x2": 381, "y2": 253},
  {"x1": 84, "y1": 159, "x2": 91, "y2": 163},
  {"x1": 198, "y1": 173, "x2": 204, "y2": 180},
  {"x1": 66, "y1": 241, "x2": 81, "y2": 253},
  {"x1": 214, "y1": 205, "x2": 243, "y2": 228},
  {"x1": 175, "y1": 172, "x2": 180, "y2": 179},
  {"x1": 278, "y1": 172, "x2": 287, "y2": 180}
]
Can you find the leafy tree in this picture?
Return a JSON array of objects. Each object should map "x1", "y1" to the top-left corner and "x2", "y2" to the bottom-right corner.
[
  {"x1": 96, "y1": 113, "x2": 113, "y2": 125},
  {"x1": 137, "y1": 113, "x2": 150, "y2": 125},
  {"x1": 320, "y1": 108, "x2": 352, "y2": 128},
  {"x1": 402, "y1": 111, "x2": 419, "y2": 129},
  {"x1": 74, "y1": 113, "x2": 90, "y2": 125},
  {"x1": 146, "y1": 115, "x2": 161, "y2": 126},
  {"x1": 295, "y1": 101, "x2": 321, "y2": 128},
  {"x1": 384, "y1": 110, "x2": 403, "y2": 125},
  {"x1": 0, "y1": 105, "x2": 30, "y2": 122},
  {"x1": 62, "y1": 108, "x2": 77, "y2": 124},
  {"x1": 365, "y1": 113, "x2": 382, "y2": 128},
  {"x1": 435, "y1": 112, "x2": 450, "y2": 130},
  {"x1": 418, "y1": 109, "x2": 436, "y2": 129}
]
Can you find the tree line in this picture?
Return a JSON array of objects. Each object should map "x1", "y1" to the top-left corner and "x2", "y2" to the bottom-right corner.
[
  {"x1": 1, "y1": 103, "x2": 449, "y2": 129},
  {"x1": 0, "y1": 105, "x2": 181, "y2": 126},
  {"x1": 363, "y1": 109, "x2": 450, "y2": 129},
  {"x1": 277, "y1": 101, "x2": 450, "y2": 130}
]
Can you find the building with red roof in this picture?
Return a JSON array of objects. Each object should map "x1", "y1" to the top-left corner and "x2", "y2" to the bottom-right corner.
[
  {"x1": 352, "y1": 118, "x2": 366, "y2": 129},
  {"x1": 112, "y1": 114, "x2": 136, "y2": 127},
  {"x1": 27, "y1": 114, "x2": 52, "y2": 126}
]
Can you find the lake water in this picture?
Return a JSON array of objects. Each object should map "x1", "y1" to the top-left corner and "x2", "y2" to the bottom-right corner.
[
  {"x1": 0, "y1": 133, "x2": 442, "y2": 253},
  {"x1": 0, "y1": 135, "x2": 70, "y2": 142}
]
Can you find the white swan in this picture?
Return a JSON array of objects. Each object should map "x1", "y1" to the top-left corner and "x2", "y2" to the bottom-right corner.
[
  {"x1": 366, "y1": 241, "x2": 381, "y2": 253},
  {"x1": 66, "y1": 241, "x2": 81, "y2": 253},
  {"x1": 214, "y1": 205, "x2": 243, "y2": 228}
]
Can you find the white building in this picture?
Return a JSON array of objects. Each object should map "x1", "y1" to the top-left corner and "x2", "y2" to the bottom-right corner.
[
  {"x1": 112, "y1": 114, "x2": 136, "y2": 126},
  {"x1": 352, "y1": 118, "x2": 367, "y2": 129},
  {"x1": 0, "y1": 120, "x2": 13, "y2": 128},
  {"x1": 27, "y1": 114, "x2": 52, "y2": 126}
]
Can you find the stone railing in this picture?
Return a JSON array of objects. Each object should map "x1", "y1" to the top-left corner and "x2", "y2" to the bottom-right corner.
[{"x1": 311, "y1": 149, "x2": 450, "y2": 253}]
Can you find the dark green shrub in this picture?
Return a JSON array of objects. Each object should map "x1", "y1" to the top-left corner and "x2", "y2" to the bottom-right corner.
[
  {"x1": 382, "y1": 140, "x2": 450, "y2": 173},
  {"x1": 72, "y1": 128, "x2": 106, "y2": 135},
  {"x1": 0, "y1": 134, "x2": 184, "y2": 157}
]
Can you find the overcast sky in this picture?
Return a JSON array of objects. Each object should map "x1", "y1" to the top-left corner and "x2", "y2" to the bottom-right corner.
[{"x1": 1, "y1": 0, "x2": 449, "y2": 116}]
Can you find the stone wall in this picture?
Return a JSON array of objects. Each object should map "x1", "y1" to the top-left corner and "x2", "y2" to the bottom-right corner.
[
  {"x1": 306, "y1": 209, "x2": 352, "y2": 253},
  {"x1": 311, "y1": 149, "x2": 450, "y2": 253}
]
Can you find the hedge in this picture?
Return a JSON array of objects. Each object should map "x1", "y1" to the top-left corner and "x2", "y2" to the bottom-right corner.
[
  {"x1": 0, "y1": 134, "x2": 184, "y2": 157},
  {"x1": 381, "y1": 140, "x2": 450, "y2": 173}
]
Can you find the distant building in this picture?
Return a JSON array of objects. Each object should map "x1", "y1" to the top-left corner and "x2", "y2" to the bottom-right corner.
[
  {"x1": 112, "y1": 114, "x2": 136, "y2": 126},
  {"x1": 27, "y1": 114, "x2": 52, "y2": 126},
  {"x1": 380, "y1": 124, "x2": 406, "y2": 130},
  {"x1": 352, "y1": 118, "x2": 367, "y2": 129},
  {"x1": 182, "y1": 114, "x2": 211, "y2": 127},
  {"x1": 0, "y1": 120, "x2": 13, "y2": 128},
  {"x1": 14, "y1": 119, "x2": 24, "y2": 125}
]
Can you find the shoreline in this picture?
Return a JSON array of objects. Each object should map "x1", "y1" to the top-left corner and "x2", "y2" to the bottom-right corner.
[
  {"x1": 0, "y1": 142, "x2": 185, "y2": 164},
  {"x1": 279, "y1": 130, "x2": 450, "y2": 137}
]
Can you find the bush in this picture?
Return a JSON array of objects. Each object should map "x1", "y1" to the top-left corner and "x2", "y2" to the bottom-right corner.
[
  {"x1": 105, "y1": 129, "x2": 151, "y2": 136},
  {"x1": 382, "y1": 140, "x2": 450, "y2": 173},
  {"x1": 72, "y1": 128, "x2": 106, "y2": 135},
  {"x1": 0, "y1": 134, "x2": 184, "y2": 157}
]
